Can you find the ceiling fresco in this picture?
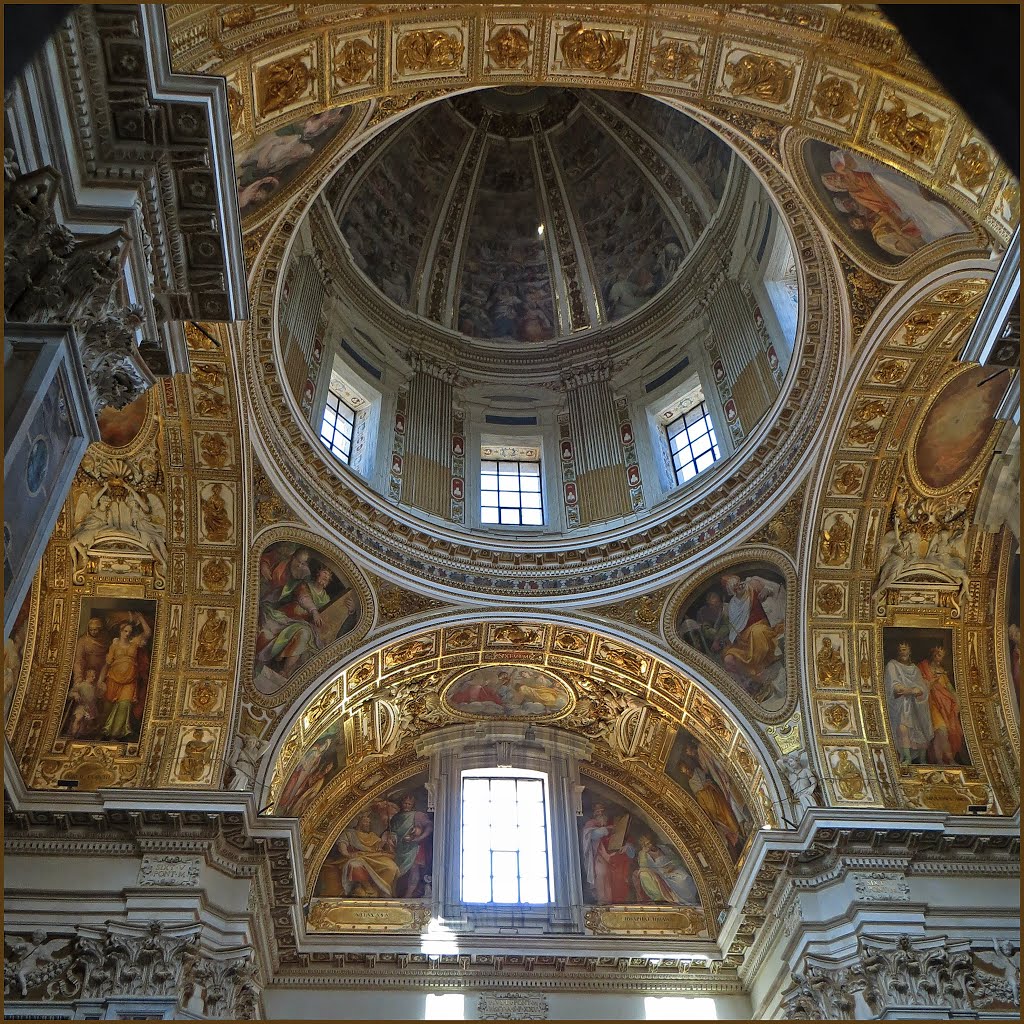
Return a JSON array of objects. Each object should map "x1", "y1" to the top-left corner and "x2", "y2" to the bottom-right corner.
[
  {"x1": 325, "y1": 87, "x2": 731, "y2": 342},
  {"x1": 3, "y1": 3, "x2": 1019, "y2": 971}
]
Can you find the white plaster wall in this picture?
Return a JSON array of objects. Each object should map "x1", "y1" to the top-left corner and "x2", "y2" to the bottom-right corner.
[{"x1": 262, "y1": 987, "x2": 753, "y2": 1020}]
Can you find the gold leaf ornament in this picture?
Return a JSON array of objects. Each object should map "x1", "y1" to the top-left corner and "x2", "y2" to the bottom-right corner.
[
  {"x1": 335, "y1": 38, "x2": 375, "y2": 86},
  {"x1": 256, "y1": 54, "x2": 314, "y2": 117},
  {"x1": 954, "y1": 140, "x2": 992, "y2": 190},
  {"x1": 725, "y1": 53, "x2": 794, "y2": 105},
  {"x1": 649, "y1": 39, "x2": 700, "y2": 82},
  {"x1": 396, "y1": 30, "x2": 464, "y2": 75},
  {"x1": 811, "y1": 76, "x2": 857, "y2": 123},
  {"x1": 873, "y1": 93, "x2": 944, "y2": 160},
  {"x1": 485, "y1": 26, "x2": 531, "y2": 70},
  {"x1": 559, "y1": 22, "x2": 627, "y2": 76}
]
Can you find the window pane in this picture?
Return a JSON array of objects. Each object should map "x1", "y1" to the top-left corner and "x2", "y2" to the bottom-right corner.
[
  {"x1": 480, "y1": 458, "x2": 543, "y2": 527},
  {"x1": 491, "y1": 852, "x2": 520, "y2": 903},
  {"x1": 521, "y1": 509, "x2": 543, "y2": 525},
  {"x1": 666, "y1": 400, "x2": 719, "y2": 486},
  {"x1": 462, "y1": 866, "x2": 492, "y2": 904},
  {"x1": 461, "y1": 775, "x2": 551, "y2": 905},
  {"x1": 481, "y1": 507, "x2": 499, "y2": 523},
  {"x1": 489, "y1": 814, "x2": 519, "y2": 852},
  {"x1": 490, "y1": 779, "x2": 517, "y2": 805},
  {"x1": 481, "y1": 491, "x2": 499, "y2": 507}
]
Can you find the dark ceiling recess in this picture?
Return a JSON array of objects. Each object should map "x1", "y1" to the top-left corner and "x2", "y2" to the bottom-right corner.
[
  {"x1": 4, "y1": 5, "x2": 78, "y2": 88},
  {"x1": 881, "y1": 4, "x2": 1020, "y2": 178}
]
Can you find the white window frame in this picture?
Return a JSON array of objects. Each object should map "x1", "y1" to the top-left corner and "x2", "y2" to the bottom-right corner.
[
  {"x1": 665, "y1": 397, "x2": 720, "y2": 485},
  {"x1": 320, "y1": 387, "x2": 358, "y2": 464},
  {"x1": 479, "y1": 444, "x2": 545, "y2": 527},
  {"x1": 313, "y1": 355, "x2": 381, "y2": 480},
  {"x1": 460, "y1": 767, "x2": 553, "y2": 906}
]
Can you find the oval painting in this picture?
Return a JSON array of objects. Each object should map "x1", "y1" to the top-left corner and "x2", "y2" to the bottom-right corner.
[
  {"x1": 802, "y1": 139, "x2": 972, "y2": 266},
  {"x1": 673, "y1": 561, "x2": 788, "y2": 713},
  {"x1": 442, "y1": 665, "x2": 571, "y2": 719},
  {"x1": 915, "y1": 366, "x2": 1007, "y2": 490},
  {"x1": 253, "y1": 542, "x2": 362, "y2": 696}
]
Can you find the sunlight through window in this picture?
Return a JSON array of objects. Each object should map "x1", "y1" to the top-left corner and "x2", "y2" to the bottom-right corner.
[
  {"x1": 425, "y1": 993, "x2": 465, "y2": 1020},
  {"x1": 645, "y1": 995, "x2": 718, "y2": 1019}
]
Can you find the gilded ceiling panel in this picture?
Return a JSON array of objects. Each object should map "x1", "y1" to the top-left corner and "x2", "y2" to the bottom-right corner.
[
  {"x1": 5, "y1": 332, "x2": 245, "y2": 793},
  {"x1": 166, "y1": 4, "x2": 1017, "y2": 244},
  {"x1": 804, "y1": 281, "x2": 1019, "y2": 816}
]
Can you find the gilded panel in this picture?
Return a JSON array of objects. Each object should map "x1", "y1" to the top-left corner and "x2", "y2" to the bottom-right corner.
[{"x1": 7, "y1": 345, "x2": 244, "y2": 791}]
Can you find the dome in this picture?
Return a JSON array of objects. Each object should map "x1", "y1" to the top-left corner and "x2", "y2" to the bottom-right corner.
[{"x1": 324, "y1": 87, "x2": 733, "y2": 343}]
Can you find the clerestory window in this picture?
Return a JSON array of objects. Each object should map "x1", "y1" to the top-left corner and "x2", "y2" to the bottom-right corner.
[
  {"x1": 320, "y1": 388, "x2": 358, "y2": 465},
  {"x1": 665, "y1": 398, "x2": 720, "y2": 484},
  {"x1": 479, "y1": 446, "x2": 544, "y2": 526}
]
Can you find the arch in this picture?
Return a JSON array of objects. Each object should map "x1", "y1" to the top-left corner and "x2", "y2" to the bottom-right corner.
[
  {"x1": 260, "y1": 615, "x2": 790, "y2": 860},
  {"x1": 663, "y1": 544, "x2": 798, "y2": 722},
  {"x1": 239, "y1": 86, "x2": 845, "y2": 603},
  {"x1": 801, "y1": 266, "x2": 1017, "y2": 814},
  {"x1": 166, "y1": 6, "x2": 1015, "y2": 244}
]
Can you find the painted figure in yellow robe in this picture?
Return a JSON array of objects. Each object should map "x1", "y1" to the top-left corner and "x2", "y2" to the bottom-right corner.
[{"x1": 316, "y1": 812, "x2": 399, "y2": 898}]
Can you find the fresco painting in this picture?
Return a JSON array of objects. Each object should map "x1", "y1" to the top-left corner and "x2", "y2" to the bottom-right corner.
[
  {"x1": 339, "y1": 106, "x2": 469, "y2": 308},
  {"x1": 666, "y1": 726, "x2": 754, "y2": 861},
  {"x1": 4, "y1": 589, "x2": 33, "y2": 719},
  {"x1": 1009, "y1": 555, "x2": 1020, "y2": 713},
  {"x1": 882, "y1": 627, "x2": 970, "y2": 766},
  {"x1": 314, "y1": 774, "x2": 433, "y2": 899},
  {"x1": 914, "y1": 366, "x2": 1007, "y2": 490},
  {"x1": 612, "y1": 92, "x2": 733, "y2": 201},
  {"x1": 276, "y1": 721, "x2": 346, "y2": 817},
  {"x1": 553, "y1": 109, "x2": 685, "y2": 323},
  {"x1": 578, "y1": 780, "x2": 702, "y2": 911},
  {"x1": 443, "y1": 665, "x2": 571, "y2": 718},
  {"x1": 97, "y1": 392, "x2": 151, "y2": 448},
  {"x1": 457, "y1": 138, "x2": 557, "y2": 342},
  {"x1": 59, "y1": 599, "x2": 156, "y2": 744},
  {"x1": 254, "y1": 542, "x2": 360, "y2": 696},
  {"x1": 236, "y1": 106, "x2": 353, "y2": 219},
  {"x1": 803, "y1": 139, "x2": 972, "y2": 264},
  {"x1": 675, "y1": 562, "x2": 788, "y2": 711}
]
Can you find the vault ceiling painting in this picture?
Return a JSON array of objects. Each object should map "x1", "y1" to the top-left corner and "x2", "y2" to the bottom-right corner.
[{"x1": 4, "y1": 2, "x2": 1019, "y2": 962}]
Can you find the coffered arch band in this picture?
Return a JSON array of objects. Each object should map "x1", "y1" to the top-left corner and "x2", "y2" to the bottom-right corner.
[
  {"x1": 259, "y1": 612, "x2": 792, "y2": 836},
  {"x1": 165, "y1": 5, "x2": 1016, "y2": 244}
]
